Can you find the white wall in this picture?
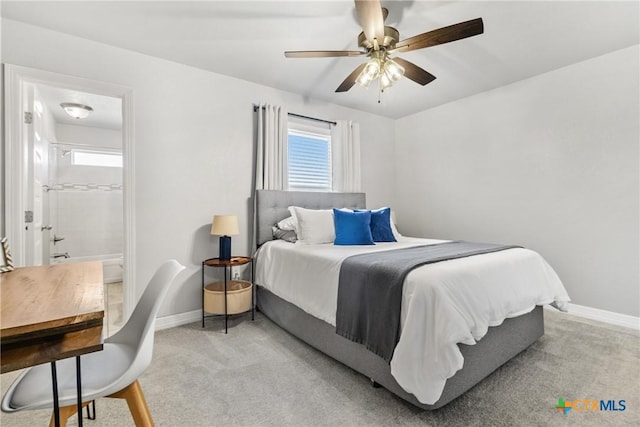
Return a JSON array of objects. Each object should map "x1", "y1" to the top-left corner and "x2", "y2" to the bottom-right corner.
[
  {"x1": 395, "y1": 46, "x2": 639, "y2": 317},
  {"x1": 1, "y1": 18, "x2": 396, "y2": 317},
  {"x1": 56, "y1": 123, "x2": 122, "y2": 150}
]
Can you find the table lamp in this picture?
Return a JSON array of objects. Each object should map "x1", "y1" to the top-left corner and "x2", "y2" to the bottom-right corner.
[{"x1": 211, "y1": 215, "x2": 239, "y2": 261}]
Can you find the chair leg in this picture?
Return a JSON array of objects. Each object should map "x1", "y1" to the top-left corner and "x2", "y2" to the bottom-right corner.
[
  {"x1": 107, "y1": 380, "x2": 154, "y2": 427},
  {"x1": 48, "y1": 404, "x2": 79, "y2": 427}
]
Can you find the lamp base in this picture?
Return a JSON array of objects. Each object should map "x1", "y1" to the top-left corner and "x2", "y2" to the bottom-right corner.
[{"x1": 219, "y1": 236, "x2": 231, "y2": 261}]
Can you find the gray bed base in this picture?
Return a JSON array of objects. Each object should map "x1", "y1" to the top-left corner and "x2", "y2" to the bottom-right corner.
[{"x1": 254, "y1": 189, "x2": 545, "y2": 409}]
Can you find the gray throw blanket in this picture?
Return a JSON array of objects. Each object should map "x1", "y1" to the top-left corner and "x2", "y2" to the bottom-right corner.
[{"x1": 335, "y1": 241, "x2": 521, "y2": 362}]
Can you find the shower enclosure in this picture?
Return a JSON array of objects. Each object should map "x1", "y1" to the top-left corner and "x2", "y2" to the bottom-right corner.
[{"x1": 48, "y1": 139, "x2": 124, "y2": 284}]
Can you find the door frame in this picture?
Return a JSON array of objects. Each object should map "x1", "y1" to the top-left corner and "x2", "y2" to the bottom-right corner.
[{"x1": 3, "y1": 64, "x2": 135, "y2": 318}]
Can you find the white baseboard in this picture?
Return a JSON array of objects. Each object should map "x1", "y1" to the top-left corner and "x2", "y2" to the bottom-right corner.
[
  {"x1": 155, "y1": 309, "x2": 201, "y2": 331},
  {"x1": 560, "y1": 303, "x2": 640, "y2": 331}
]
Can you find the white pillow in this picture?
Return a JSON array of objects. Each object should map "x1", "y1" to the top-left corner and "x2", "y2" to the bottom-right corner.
[
  {"x1": 277, "y1": 216, "x2": 297, "y2": 232},
  {"x1": 288, "y1": 206, "x2": 335, "y2": 244},
  {"x1": 390, "y1": 210, "x2": 403, "y2": 239}
]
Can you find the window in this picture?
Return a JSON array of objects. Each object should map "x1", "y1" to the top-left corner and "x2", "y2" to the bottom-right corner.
[
  {"x1": 287, "y1": 122, "x2": 332, "y2": 192},
  {"x1": 72, "y1": 150, "x2": 122, "y2": 168}
]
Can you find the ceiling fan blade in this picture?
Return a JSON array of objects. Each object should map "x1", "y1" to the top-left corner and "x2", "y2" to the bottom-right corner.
[
  {"x1": 285, "y1": 50, "x2": 366, "y2": 58},
  {"x1": 393, "y1": 57, "x2": 436, "y2": 86},
  {"x1": 335, "y1": 63, "x2": 367, "y2": 92},
  {"x1": 355, "y1": 0, "x2": 385, "y2": 45},
  {"x1": 391, "y1": 18, "x2": 484, "y2": 53}
]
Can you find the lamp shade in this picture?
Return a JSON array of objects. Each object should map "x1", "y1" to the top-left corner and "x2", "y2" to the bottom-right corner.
[{"x1": 210, "y1": 215, "x2": 239, "y2": 236}]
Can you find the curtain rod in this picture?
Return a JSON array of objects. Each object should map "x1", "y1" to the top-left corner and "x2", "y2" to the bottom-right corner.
[{"x1": 253, "y1": 105, "x2": 337, "y2": 126}]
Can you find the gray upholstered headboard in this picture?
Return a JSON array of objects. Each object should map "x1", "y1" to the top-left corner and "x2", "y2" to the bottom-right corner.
[{"x1": 256, "y1": 190, "x2": 366, "y2": 246}]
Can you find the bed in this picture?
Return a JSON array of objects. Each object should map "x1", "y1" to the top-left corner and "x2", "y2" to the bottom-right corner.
[{"x1": 253, "y1": 189, "x2": 569, "y2": 409}]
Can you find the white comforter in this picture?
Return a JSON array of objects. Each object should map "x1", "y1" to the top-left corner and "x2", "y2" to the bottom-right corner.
[{"x1": 255, "y1": 237, "x2": 570, "y2": 404}]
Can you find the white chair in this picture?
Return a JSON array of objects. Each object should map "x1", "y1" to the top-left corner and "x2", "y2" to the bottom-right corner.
[{"x1": 1, "y1": 259, "x2": 185, "y2": 427}]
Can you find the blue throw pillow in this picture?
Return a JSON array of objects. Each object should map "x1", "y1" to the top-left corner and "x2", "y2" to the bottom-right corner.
[
  {"x1": 333, "y1": 209, "x2": 374, "y2": 246},
  {"x1": 357, "y1": 207, "x2": 397, "y2": 242}
]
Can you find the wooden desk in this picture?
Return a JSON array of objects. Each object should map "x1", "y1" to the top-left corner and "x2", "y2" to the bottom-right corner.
[
  {"x1": 1, "y1": 262, "x2": 105, "y2": 427},
  {"x1": 1, "y1": 262, "x2": 105, "y2": 373}
]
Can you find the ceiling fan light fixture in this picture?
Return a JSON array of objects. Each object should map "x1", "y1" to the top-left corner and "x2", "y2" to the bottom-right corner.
[
  {"x1": 384, "y1": 58, "x2": 405, "y2": 82},
  {"x1": 379, "y1": 71, "x2": 393, "y2": 90},
  {"x1": 356, "y1": 57, "x2": 381, "y2": 88},
  {"x1": 357, "y1": 55, "x2": 405, "y2": 91},
  {"x1": 363, "y1": 58, "x2": 381, "y2": 77},
  {"x1": 60, "y1": 102, "x2": 93, "y2": 119},
  {"x1": 355, "y1": 72, "x2": 374, "y2": 88}
]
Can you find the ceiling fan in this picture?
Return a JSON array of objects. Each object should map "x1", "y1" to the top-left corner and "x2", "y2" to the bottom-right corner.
[{"x1": 284, "y1": 0, "x2": 484, "y2": 94}]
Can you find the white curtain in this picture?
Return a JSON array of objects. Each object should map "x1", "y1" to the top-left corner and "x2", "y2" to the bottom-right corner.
[
  {"x1": 331, "y1": 120, "x2": 361, "y2": 192},
  {"x1": 253, "y1": 103, "x2": 288, "y2": 254},
  {"x1": 255, "y1": 103, "x2": 288, "y2": 190}
]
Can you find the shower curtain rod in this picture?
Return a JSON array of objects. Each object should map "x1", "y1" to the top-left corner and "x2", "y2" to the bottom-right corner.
[
  {"x1": 51, "y1": 141, "x2": 122, "y2": 152},
  {"x1": 253, "y1": 105, "x2": 337, "y2": 126}
]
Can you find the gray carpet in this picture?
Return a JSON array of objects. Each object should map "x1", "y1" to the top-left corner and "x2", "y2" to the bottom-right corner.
[{"x1": 1, "y1": 309, "x2": 638, "y2": 426}]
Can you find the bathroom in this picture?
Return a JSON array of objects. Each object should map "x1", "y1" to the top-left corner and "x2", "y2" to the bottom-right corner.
[{"x1": 35, "y1": 83, "x2": 124, "y2": 335}]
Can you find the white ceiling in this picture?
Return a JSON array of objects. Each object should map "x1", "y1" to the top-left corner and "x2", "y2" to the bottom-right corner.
[
  {"x1": 2, "y1": 1, "x2": 638, "y2": 119},
  {"x1": 35, "y1": 84, "x2": 123, "y2": 130}
]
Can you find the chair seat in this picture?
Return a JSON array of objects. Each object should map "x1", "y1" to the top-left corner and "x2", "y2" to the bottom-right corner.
[{"x1": 6, "y1": 343, "x2": 135, "y2": 411}]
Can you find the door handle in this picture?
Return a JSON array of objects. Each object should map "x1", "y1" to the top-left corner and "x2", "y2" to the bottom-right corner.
[
  {"x1": 41, "y1": 225, "x2": 53, "y2": 231},
  {"x1": 53, "y1": 234, "x2": 65, "y2": 244},
  {"x1": 51, "y1": 252, "x2": 70, "y2": 259}
]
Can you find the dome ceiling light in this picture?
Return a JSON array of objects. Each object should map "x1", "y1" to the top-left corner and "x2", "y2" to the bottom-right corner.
[{"x1": 60, "y1": 102, "x2": 93, "y2": 119}]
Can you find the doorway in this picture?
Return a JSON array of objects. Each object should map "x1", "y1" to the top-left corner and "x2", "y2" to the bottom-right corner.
[{"x1": 3, "y1": 64, "x2": 135, "y2": 336}]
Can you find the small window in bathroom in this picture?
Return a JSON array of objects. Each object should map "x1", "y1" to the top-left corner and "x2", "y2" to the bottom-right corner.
[{"x1": 71, "y1": 150, "x2": 123, "y2": 168}]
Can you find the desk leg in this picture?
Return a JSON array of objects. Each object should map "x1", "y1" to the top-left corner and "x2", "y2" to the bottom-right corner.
[
  {"x1": 51, "y1": 362, "x2": 60, "y2": 427},
  {"x1": 76, "y1": 356, "x2": 83, "y2": 427}
]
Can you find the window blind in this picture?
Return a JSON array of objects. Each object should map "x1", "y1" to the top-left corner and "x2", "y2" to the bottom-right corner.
[{"x1": 287, "y1": 130, "x2": 332, "y2": 191}]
